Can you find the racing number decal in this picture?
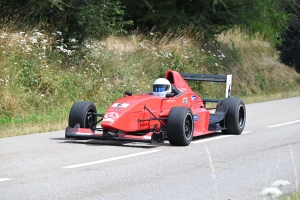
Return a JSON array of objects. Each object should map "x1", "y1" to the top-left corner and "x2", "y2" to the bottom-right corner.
[
  {"x1": 183, "y1": 98, "x2": 188, "y2": 104},
  {"x1": 111, "y1": 103, "x2": 129, "y2": 108},
  {"x1": 103, "y1": 112, "x2": 119, "y2": 122}
]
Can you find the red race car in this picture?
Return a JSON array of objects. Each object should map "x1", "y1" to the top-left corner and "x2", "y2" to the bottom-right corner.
[{"x1": 65, "y1": 70, "x2": 246, "y2": 146}]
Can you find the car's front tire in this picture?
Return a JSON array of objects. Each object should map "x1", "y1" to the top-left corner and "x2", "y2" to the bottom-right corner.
[
  {"x1": 68, "y1": 101, "x2": 97, "y2": 132},
  {"x1": 167, "y1": 107, "x2": 194, "y2": 146}
]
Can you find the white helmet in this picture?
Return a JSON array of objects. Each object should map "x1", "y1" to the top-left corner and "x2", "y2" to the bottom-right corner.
[{"x1": 153, "y1": 78, "x2": 171, "y2": 97}]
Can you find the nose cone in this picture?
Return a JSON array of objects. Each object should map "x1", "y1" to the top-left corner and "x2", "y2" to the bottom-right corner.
[{"x1": 101, "y1": 94, "x2": 159, "y2": 131}]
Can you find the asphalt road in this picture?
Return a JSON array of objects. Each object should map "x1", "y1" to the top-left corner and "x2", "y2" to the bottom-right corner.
[{"x1": 0, "y1": 97, "x2": 300, "y2": 200}]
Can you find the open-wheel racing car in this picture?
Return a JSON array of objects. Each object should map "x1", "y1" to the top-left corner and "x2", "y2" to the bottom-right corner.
[{"x1": 65, "y1": 70, "x2": 246, "y2": 146}]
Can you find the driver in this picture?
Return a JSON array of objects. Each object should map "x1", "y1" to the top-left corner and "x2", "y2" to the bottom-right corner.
[{"x1": 153, "y1": 78, "x2": 171, "y2": 97}]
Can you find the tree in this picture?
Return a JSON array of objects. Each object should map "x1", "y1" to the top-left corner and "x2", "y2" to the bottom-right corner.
[
  {"x1": 278, "y1": 0, "x2": 300, "y2": 72},
  {"x1": 0, "y1": 0, "x2": 132, "y2": 43},
  {"x1": 120, "y1": 0, "x2": 297, "y2": 44}
]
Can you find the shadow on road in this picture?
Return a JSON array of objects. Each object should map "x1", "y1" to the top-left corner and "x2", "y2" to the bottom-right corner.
[{"x1": 51, "y1": 131, "x2": 228, "y2": 148}]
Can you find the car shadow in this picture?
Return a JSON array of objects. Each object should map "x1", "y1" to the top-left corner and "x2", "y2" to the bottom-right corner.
[
  {"x1": 51, "y1": 131, "x2": 228, "y2": 148},
  {"x1": 191, "y1": 131, "x2": 226, "y2": 141},
  {"x1": 51, "y1": 137, "x2": 160, "y2": 149}
]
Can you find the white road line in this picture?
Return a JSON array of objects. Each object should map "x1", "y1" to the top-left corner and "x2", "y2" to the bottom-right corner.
[
  {"x1": 0, "y1": 178, "x2": 11, "y2": 182},
  {"x1": 192, "y1": 130, "x2": 252, "y2": 144},
  {"x1": 267, "y1": 120, "x2": 300, "y2": 128},
  {"x1": 192, "y1": 135, "x2": 232, "y2": 144},
  {"x1": 63, "y1": 149, "x2": 161, "y2": 169},
  {"x1": 242, "y1": 131, "x2": 252, "y2": 134}
]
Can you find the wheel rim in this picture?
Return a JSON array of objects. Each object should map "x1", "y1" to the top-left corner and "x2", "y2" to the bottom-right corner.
[
  {"x1": 184, "y1": 114, "x2": 193, "y2": 139},
  {"x1": 238, "y1": 105, "x2": 245, "y2": 128},
  {"x1": 86, "y1": 109, "x2": 96, "y2": 128}
]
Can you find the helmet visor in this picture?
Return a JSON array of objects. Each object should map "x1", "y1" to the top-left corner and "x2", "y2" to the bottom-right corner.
[{"x1": 153, "y1": 84, "x2": 169, "y2": 92}]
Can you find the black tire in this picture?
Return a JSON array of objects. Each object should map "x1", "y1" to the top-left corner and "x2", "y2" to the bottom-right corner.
[
  {"x1": 221, "y1": 98, "x2": 246, "y2": 135},
  {"x1": 167, "y1": 107, "x2": 194, "y2": 146},
  {"x1": 68, "y1": 101, "x2": 97, "y2": 131}
]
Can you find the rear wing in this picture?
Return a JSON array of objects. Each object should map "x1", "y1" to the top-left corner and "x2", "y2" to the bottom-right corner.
[{"x1": 180, "y1": 73, "x2": 232, "y2": 104}]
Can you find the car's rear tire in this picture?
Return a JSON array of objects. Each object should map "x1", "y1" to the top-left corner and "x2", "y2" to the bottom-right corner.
[
  {"x1": 68, "y1": 101, "x2": 97, "y2": 131},
  {"x1": 220, "y1": 98, "x2": 246, "y2": 135},
  {"x1": 167, "y1": 107, "x2": 194, "y2": 146}
]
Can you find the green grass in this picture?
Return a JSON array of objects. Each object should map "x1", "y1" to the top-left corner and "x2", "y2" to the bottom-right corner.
[{"x1": 281, "y1": 193, "x2": 300, "y2": 200}]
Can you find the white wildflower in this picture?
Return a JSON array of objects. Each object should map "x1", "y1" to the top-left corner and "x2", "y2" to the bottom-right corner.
[
  {"x1": 139, "y1": 42, "x2": 145, "y2": 48},
  {"x1": 271, "y1": 180, "x2": 291, "y2": 187},
  {"x1": 56, "y1": 31, "x2": 62, "y2": 35},
  {"x1": 104, "y1": 78, "x2": 107, "y2": 82},
  {"x1": 30, "y1": 37, "x2": 38, "y2": 44},
  {"x1": 42, "y1": 46, "x2": 46, "y2": 50},
  {"x1": 41, "y1": 94, "x2": 45, "y2": 97},
  {"x1": 56, "y1": 45, "x2": 63, "y2": 50},
  {"x1": 18, "y1": 40, "x2": 26, "y2": 44},
  {"x1": 34, "y1": 32, "x2": 43, "y2": 37},
  {"x1": 260, "y1": 187, "x2": 282, "y2": 198},
  {"x1": 70, "y1": 38, "x2": 77, "y2": 43},
  {"x1": 215, "y1": 63, "x2": 219, "y2": 67},
  {"x1": 41, "y1": 39, "x2": 48, "y2": 44},
  {"x1": 66, "y1": 50, "x2": 72, "y2": 55}
]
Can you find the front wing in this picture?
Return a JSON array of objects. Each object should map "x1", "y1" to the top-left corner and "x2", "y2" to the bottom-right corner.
[{"x1": 65, "y1": 127, "x2": 164, "y2": 143}]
